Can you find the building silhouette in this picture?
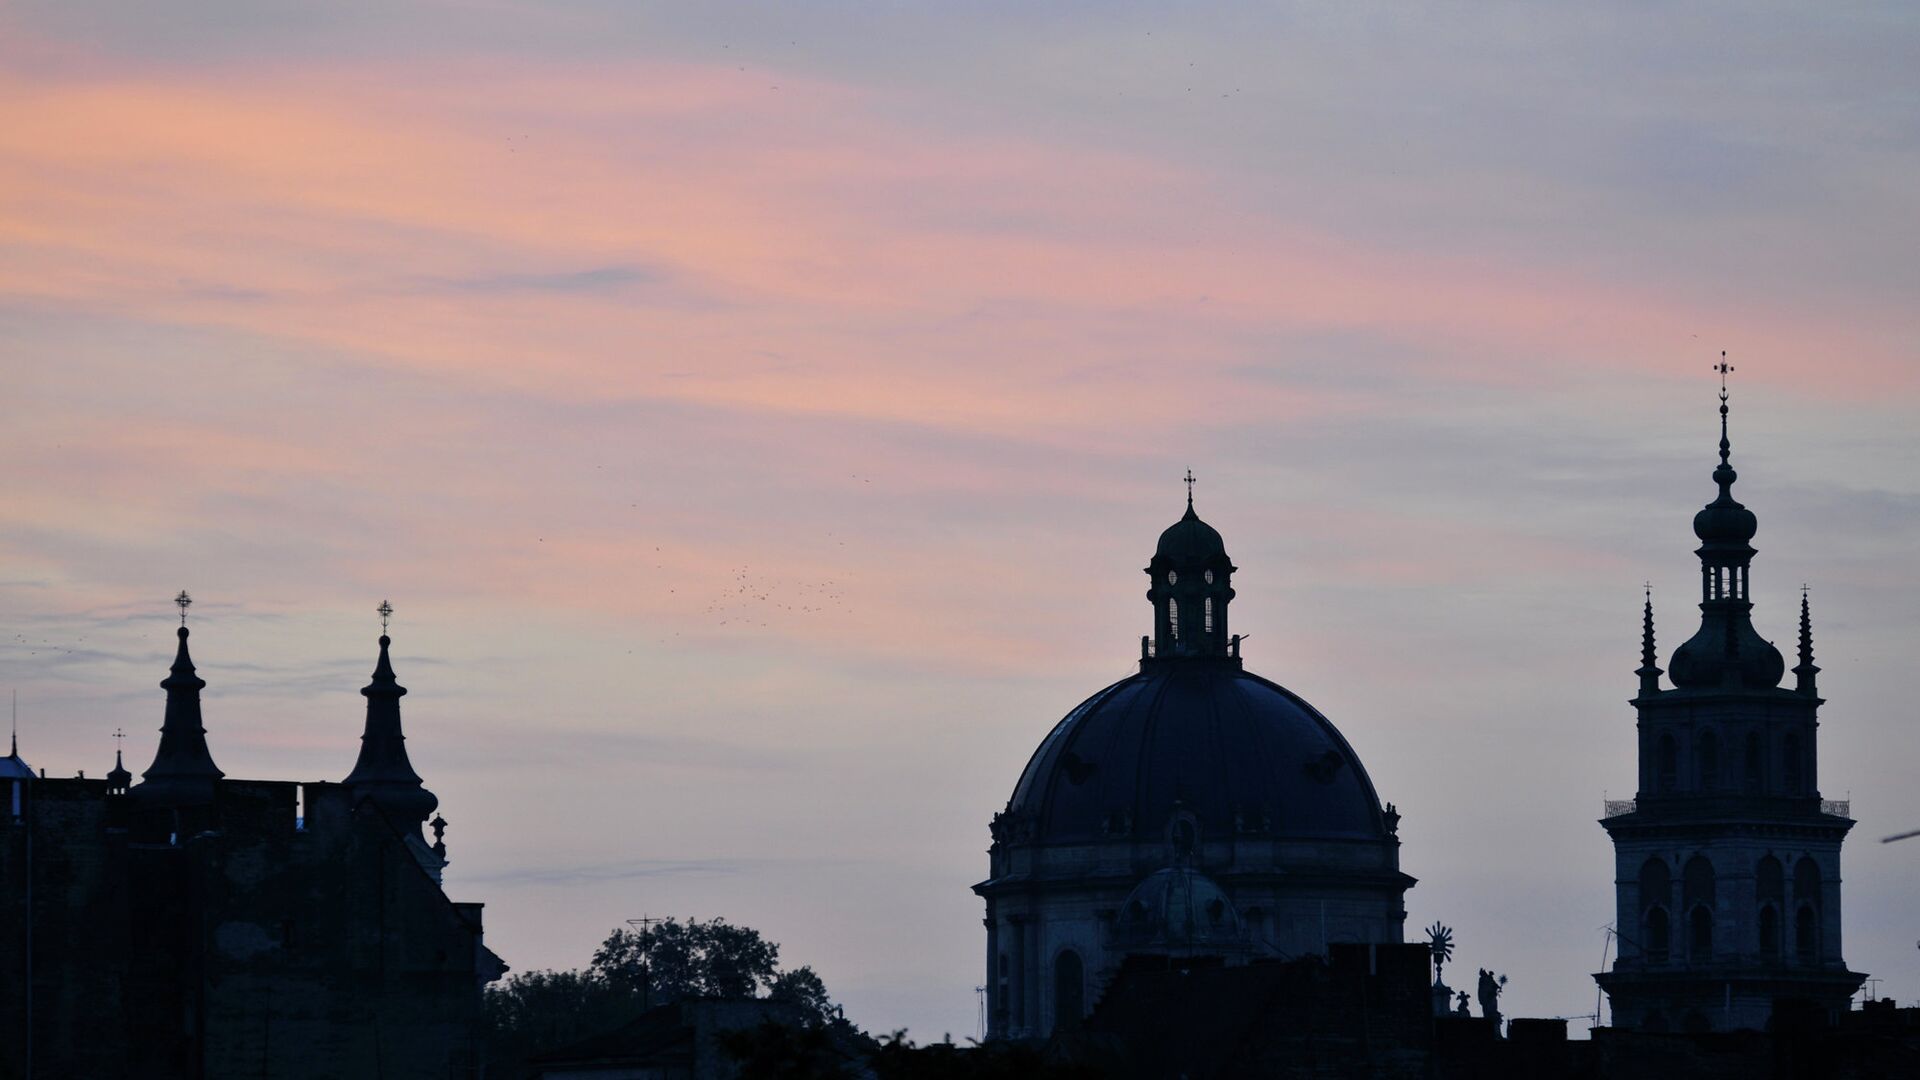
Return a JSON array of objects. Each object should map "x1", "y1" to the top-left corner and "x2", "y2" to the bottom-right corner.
[
  {"x1": 0, "y1": 615, "x2": 504, "y2": 1078},
  {"x1": 1596, "y1": 377, "x2": 1865, "y2": 1031},
  {"x1": 975, "y1": 488, "x2": 1410, "y2": 1040}
]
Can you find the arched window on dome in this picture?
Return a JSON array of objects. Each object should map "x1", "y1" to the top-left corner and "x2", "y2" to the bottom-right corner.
[
  {"x1": 1657, "y1": 735, "x2": 1678, "y2": 794},
  {"x1": 1168, "y1": 598, "x2": 1180, "y2": 642},
  {"x1": 1683, "y1": 856, "x2": 1715, "y2": 960},
  {"x1": 1054, "y1": 950, "x2": 1084, "y2": 1030},
  {"x1": 1759, "y1": 906, "x2": 1780, "y2": 961},
  {"x1": 1795, "y1": 905, "x2": 1818, "y2": 966},
  {"x1": 1644, "y1": 907, "x2": 1670, "y2": 964},
  {"x1": 1794, "y1": 858, "x2": 1822, "y2": 964},
  {"x1": 1640, "y1": 858, "x2": 1671, "y2": 963},
  {"x1": 1689, "y1": 906, "x2": 1713, "y2": 961},
  {"x1": 1696, "y1": 730, "x2": 1719, "y2": 792},
  {"x1": 1757, "y1": 856, "x2": 1784, "y2": 961},
  {"x1": 1204, "y1": 596, "x2": 1214, "y2": 635}
]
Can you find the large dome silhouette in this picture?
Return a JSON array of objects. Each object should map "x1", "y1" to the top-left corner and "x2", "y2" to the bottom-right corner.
[{"x1": 1006, "y1": 660, "x2": 1390, "y2": 845}]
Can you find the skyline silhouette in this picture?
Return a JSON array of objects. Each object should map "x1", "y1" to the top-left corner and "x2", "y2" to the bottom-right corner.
[{"x1": 4, "y1": 2, "x2": 1919, "y2": 1044}]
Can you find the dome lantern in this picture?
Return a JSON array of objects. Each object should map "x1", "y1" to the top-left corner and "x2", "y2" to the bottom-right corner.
[{"x1": 1145, "y1": 471, "x2": 1238, "y2": 663}]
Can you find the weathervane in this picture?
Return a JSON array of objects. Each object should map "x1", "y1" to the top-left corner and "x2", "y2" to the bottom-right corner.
[
  {"x1": 174, "y1": 590, "x2": 193, "y2": 625},
  {"x1": 378, "y1": 599, "x2": 393, "y2": 634}
]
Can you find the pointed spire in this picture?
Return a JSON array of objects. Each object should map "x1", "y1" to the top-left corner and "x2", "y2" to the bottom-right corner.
[
  {"x1": 1637, "y1": 586, "x2": 1663, "y2": 695},
  {"x1": 1184, "y1": 468, "x2": 1197, "y2": 513},
  {"x1": 131, "y1": 611, "x2": 225, "y2": 805},
  {"x1": 343, "y1": 603, "x2": 438, "y2": 833},
  {"x1": 1795, "y1": 585, "x2": 1821, "y2": 696},
  {"x1": 1, "y1": 690, "x2": 32, "y2": 780}
]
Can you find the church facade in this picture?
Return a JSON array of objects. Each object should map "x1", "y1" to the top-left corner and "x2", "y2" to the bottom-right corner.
[
  {"x1": 0, "y1": 612, "x2": 504, "y2": 1078},
  {"x1": 976, "y1": 492, "x2": 1411, "y2": 1041},
  {"x1": 1596, "y1": 377, "x2": 1865, "y2": 1031}
]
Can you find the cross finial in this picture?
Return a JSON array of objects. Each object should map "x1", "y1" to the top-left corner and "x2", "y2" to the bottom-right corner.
[
  {"x1": 378, "y1": 599, "x2": 393, "y2": 634},
  {"x1": 174, "y1": 589, "x2": 193, "y2": 625},
  {"x1": 1184, "y1": 468, "x2": 1196, "y2": 509},
  {"x1": 113, "y1": 726, "x2": 124, "y2": 747},
  {"x1": 1715, "y1": 351, "x2": 1734, "y2": 400}
]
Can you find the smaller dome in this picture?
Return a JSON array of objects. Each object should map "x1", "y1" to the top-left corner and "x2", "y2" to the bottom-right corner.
[
  {"x1": 1693, "y1": 472, "x2": 1757, "y2": 546},
  {"x1": 1112, "y1": 866, "x2": 1248, "y2": 956},
  {"x1": 105, "y1": 750, "x2": 133, "y2": 791},
  {"x1": 0, "y1": 751, "x2": 33, "y2": 781},
  {"x1": 1156, "y1": 505, "x2": 1227, "y2": 563}
]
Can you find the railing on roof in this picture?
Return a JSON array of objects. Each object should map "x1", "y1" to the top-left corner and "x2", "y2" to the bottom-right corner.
[{"x1": 1603, "y1": 796, "x2": 1851, "y2": 819}]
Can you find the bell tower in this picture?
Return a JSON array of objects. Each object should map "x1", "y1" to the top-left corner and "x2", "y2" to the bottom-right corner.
[{"x1": 1596, "y1": 363, "x2": 1863, "y2": 1032}]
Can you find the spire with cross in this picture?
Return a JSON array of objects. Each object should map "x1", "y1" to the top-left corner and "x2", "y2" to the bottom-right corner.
[
  {"x1": 1795, "y1": 584, "x2": 1820, "y2": 697},
  {"x1": 1184, "y1": 468, "x2": 1196, "y2": 509},
  {"x1": 345, "y1": 600, "x2": 438, "y2": 837},
  {"x1": 1637, "y1": 583, "x2": 1662, "y2": 696},
  {"x1": 132, "y1": 587, "x2": 224, "y2": 805}
]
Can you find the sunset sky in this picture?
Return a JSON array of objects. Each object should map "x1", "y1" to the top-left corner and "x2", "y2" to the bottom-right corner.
[{"x1": 4, "y1": 2, "x2": 1918, "y2": 1037}]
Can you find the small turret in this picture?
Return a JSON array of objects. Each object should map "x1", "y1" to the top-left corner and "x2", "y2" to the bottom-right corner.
[
  {"x1": 1794, "y1": 587, "x2": 1821, "y2": 697},
  {"x1": 105, "y1": 729, "x2": 133, "y2": 794},
  {"x1": 131, "y1": 594, "x2": 225, "y2": 807},
  {"x1": 343, "y1": 602, "x2": 438, "y2": 837},
  {"x1": 1636, "y1": 588, "x2": 1663, "y2": 697}
]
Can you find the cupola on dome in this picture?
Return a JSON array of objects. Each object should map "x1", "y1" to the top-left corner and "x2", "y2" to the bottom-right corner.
[{"x1": 1155, "y1": 504, "x2": 1228, "y2": 563}]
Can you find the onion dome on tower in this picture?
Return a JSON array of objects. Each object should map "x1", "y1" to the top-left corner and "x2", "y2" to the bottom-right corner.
[
  {"x1": 130, "y1": 592, "x2": 225, "y2": 807},
  {"x1": 343, "y1": 602, "x2": 439, "y2": 838},
  {"x1": 1667, "y1": 362, "x2": 1786, "y2": 690}
]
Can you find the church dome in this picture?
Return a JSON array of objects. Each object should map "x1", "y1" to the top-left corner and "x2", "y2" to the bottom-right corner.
[
  {"x1": 1112, "y1": 865, "x2": 1248, "y2": 954},
  {"x1": 1005, "y1": 661, "x2": 1391, "y2": 846},
  {"x1": 1155, "y1": 504, "x2": 1227, "y2": 564},
  {"x1": 1692, "y1": 474, "x2": 1757, "y2": 547}
]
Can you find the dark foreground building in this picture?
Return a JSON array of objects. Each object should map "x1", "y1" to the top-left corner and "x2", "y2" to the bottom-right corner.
[
  {"x1": 1056, "y1": 946, "x2": 1920, "y2": 1080},
  {"x1": 1597, "y1": 377, "x2": 1864, "y2": 1031},
  {"x1": 0, "y1": 617, "x2": 504, "y2": 1079}
]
